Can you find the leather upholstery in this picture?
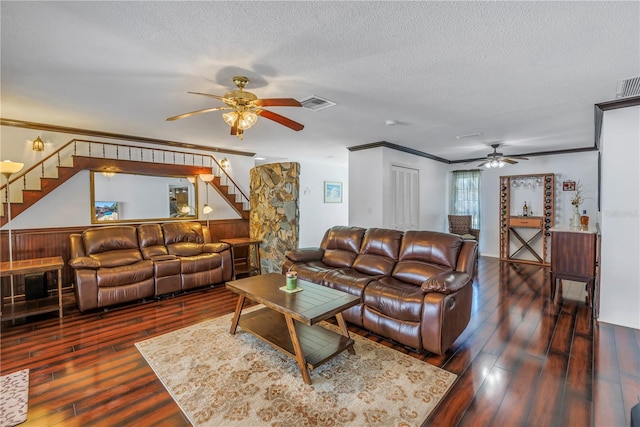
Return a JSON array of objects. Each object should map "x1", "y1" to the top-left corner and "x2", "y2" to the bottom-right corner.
[
  {"x1": 284, "y1": 226, "x2": 478, "y2": 355},
  {"x1": 69, "y1": 222, "x2": 232, "y2": 312}
]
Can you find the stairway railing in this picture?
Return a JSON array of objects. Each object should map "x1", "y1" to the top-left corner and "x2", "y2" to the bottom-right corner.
[{"x1": 1, "y1": 138, "x2": 249, "y2": 211}]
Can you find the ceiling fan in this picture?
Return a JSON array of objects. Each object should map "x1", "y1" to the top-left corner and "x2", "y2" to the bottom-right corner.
[
  {"x1": 166, "y1": 76, "x2": 304, "y2": 139},
  {"x1": 476, "y1": 143, "x2": 528, "y2": 168}
]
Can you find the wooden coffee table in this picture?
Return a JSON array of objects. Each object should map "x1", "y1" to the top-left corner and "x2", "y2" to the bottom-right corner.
[{"x1": 226, "y1": 272, "x2": 360, "y2": 384}]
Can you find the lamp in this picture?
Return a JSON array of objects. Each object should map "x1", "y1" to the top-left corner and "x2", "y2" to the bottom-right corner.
[
  {"x1": 32, "y1": 136, "x2": 45, "y2": 152},
  {"x1": 203, "y1": 204, "x2": 213, "y2": 215},
  {"x1": 181, "y1": 205, "x2": 193, "y2": 215},
  {"x1": 1, "y1": 160, "x2": 25, "y2": 304},
  {"x1": 222, "y1": 110, "x2": 258, "y2": 131},
  {"x1": 199, "y1": 173, "x2": 214, "y2": 182},
  {"x1": 485, "y1": 159, "x2": 504, "y2": 169},
  {"x1": 102, "y1": 171, "x2": 116, "y2": 179}
]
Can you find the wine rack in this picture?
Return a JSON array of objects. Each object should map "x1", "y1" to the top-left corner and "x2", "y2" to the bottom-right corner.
[{"x1": 499, "y1": 173, "x2": 555, "y2": 265}]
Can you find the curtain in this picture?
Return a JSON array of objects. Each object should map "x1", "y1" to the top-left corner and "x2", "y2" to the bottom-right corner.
[{"x1": 450, "y1": 169, "x2": 481, "y2": 229}]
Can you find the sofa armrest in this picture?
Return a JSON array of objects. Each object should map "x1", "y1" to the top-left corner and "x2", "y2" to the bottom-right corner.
[
  {"x1": 69, "y1": 256, "x2": 101, "y2": 269},
  {"x1": 202, "y1": 242, "x2": 230, "y2": 253},
  {"x1": 285, "y1": 248, "x2": 325, "y2": 262},
  {"x1": 421, "y1": 271, "x2": 471, "y2": 294},
  {"x1": 150, "y1": 254, "x2": 178, "y2": 261}
]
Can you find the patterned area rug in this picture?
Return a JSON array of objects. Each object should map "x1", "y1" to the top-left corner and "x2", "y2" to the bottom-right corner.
[
  {"x1": 136, "y1": 311, "x2": 456, "y2": 426},
  {"x1": 0, "y1": 369, "x2": 29, "y2": 427}
]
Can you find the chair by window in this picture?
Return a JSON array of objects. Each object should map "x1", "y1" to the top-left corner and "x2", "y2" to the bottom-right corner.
[{"x1": 448, "y1": 215, "x2": 480, "y2": 242}]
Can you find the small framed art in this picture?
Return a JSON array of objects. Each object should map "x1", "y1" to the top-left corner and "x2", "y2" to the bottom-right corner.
[
  {"x1": 562, "y1": 181, "x2": 576, "y2": 191},
  {"x1": 324, "y1": 181, "x2": 343, "y2": 203}
]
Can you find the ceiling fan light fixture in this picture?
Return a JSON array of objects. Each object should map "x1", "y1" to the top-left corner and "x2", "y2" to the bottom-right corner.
[
  {"x1": 223, "y1": 111, "x2": 238, "y2": 127},
  {"x1": 486, "y1": 158, "x2": 504, "y2": 169},
  {"x1": 238, "y1": 111, "x2": 258, "y2": 130}
]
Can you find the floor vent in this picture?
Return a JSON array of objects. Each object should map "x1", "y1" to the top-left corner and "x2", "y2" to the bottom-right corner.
[
  {"x1": 300, "y1": 95, "x2": 337, "y2": 111},
  {"x1": 616, "y1": 76, "x2": 640, "y2": 98}
]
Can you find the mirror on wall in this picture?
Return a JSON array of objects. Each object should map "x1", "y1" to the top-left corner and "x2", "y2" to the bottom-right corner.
[{"x1": 90, "y1": 171, "x2": 198, "y2": 224}]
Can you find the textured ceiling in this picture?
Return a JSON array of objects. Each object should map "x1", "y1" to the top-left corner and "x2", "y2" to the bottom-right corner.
[{"x1": 1, "y1": 1, "x2": 638, "y2": 165}]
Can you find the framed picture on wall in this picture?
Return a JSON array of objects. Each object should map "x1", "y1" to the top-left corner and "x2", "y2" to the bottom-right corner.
[{"x1": 324, "y1": 181, "x2": 343, "y2": 203}]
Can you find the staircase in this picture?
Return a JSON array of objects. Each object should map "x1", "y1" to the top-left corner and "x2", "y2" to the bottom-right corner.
[{"x1": 1, "y1": 139, "x2": 250, "y2": 227}]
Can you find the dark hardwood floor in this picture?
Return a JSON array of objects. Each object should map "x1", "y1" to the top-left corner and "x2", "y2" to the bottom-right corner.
[{"x1": 1, "y1": 256, "x2": 638, "y2": 426}]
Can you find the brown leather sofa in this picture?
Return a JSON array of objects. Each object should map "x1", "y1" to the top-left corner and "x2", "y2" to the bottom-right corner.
[
  {"x1": 69, "y1": 222, "x2": 231, "y2": 312},
  {"x1": 283, "y1": 226, "x2": 478, "y2": 355}
]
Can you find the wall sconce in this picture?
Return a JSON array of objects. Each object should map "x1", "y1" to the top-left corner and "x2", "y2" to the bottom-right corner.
[
  {"x1": 220, "y1": 158, "x2": 230, "y2": 169},
  {"x1": 32, "y1": 136, "x2": 45, "y2": 152}
]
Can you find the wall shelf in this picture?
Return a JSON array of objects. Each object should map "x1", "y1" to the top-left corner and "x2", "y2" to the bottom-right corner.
[{"x1": 499, "y1": 173, "x2": 555, "y2": 265}]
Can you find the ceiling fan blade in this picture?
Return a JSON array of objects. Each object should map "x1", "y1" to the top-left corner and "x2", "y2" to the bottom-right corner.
[
  {"x1": 503, "y1": 158, "x2": 518, "y2": 164},
  {"x1": 508, "y1": 156, "x2": 529, "y2": 160},
  {"x1": 166, "y1": 106, "x2": 231, "y2": 121},
  {"x1": 253, "y1": 98, "x2": 302, "y2": 107},
  {"x1": 476, "y1": 160, "x2": 489, "y2": 168},
  {"x1": 187, "y1": 91, "x2": 228, "y2": 102},
  {"x1": 257, "y1": 109, "x2": 304, "y2": 131}
]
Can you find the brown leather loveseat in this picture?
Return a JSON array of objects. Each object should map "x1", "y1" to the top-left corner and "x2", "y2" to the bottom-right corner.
[
  {"x1": 69, "y1": 222, "x2": 231, "y2": 312},
  {"x1": 283, "y1": 226, "x2": 477, "y2": 355}
]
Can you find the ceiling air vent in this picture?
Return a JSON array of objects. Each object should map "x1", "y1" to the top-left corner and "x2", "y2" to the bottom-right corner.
[
  {"x1": 299, "y1": 95, "x2": 337, "y2": 111},
  {"x1": 616, "y1": 76, "x2": 640, "y2": 99}
]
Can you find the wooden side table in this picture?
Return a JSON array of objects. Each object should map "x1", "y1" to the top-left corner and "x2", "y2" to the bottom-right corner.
[
  {"x1": 0, "y1": 256, "x2": 65, "y2": 320},
  {"x1": 219, "y1": 237, "x2": 262, "y2": 280}
]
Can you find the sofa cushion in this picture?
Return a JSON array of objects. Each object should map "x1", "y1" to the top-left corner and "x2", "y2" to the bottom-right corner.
[
  {"x1": 364, "y1": 277, "x2": 425, "y2": 322},
  {"x1": 352, "y1": 228, "x2": 403, "y2": 276},
  {"x1": 319, "y1": 226, "x2": 366, "y2": 268},
  {"x1": 179, "y1": 253, "x2": 223, "y2": 274},
  {"x1": 95, "y1": 260, "x2": 154, "y2": 287},
  {"x1": 167, "y1": 242, "x2": 204, "y2": 257},
  {"x1": 90, "y1": 249, "x2": 143, "y2": 268},
  {"x1": 82, "y1": 226, "x2": 140, "y2": 256},
  {"x1": 162, "y1": 222, "x2": 205, "y2": 245},
  {"x1": 391, "y1": 231, "x2": 462, "y2": 284},
  {"x1": 138, "y1": 224, "x2": 169, "y2": 259}
]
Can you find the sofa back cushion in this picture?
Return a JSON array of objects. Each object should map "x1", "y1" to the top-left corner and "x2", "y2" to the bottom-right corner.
[
  {"x1": 392, "y1": 231, "x2": 462, "y2": 285},
  {"x1": 319, "y1": 226, "x2": 366, "y2": 268},
  {"x1": 82, "y1": 226, "x2": 143, "y2": 267},
  {"x1": 138, "y1": 223, "x2": 169, "y2": 259},
  {"x1": 162, "y1": 222, "x2": 205, "y2": 257},
  {"x1": 352, "y1": 228, "x2": 403, "y2": 275}
]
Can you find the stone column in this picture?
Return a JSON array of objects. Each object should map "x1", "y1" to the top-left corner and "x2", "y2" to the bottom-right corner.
[{"x1": 249, "y1": 162, "x2": 300, "y2": 273}]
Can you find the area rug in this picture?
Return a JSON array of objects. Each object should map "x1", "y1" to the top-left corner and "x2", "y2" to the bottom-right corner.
[
  {"x1": 0, "y1": 369, "x2": 29, "y2": 427},
  {"x1": 135, "y1": 311, "x2": 456, "y2": 426}
]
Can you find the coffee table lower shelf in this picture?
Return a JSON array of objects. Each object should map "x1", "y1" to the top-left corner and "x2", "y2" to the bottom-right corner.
[{"x1": 239, "y1": 307, "x2": 354, "y2": 370}]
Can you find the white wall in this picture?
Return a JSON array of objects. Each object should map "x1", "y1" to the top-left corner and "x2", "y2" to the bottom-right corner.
[
  {"x1": 349, "y1": 146, "x2": 449, "y2": 232},
  {"x1": 599, "y1": 105, "x2": 640, "y2": 329},
  {"x1": 298, "y1": 160, "x2": 349, "y2": 248},
  {"x1": 449, "y1": 151, "x2": 599, "y2": 258},
  {"x1": 0, "y1": 125, "x2": 252, "y2": 230}
]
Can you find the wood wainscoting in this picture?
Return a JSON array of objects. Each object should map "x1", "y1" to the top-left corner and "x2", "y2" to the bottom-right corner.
[{"x1": 0, "y1": 219, "x2": 249, "y2": 300}]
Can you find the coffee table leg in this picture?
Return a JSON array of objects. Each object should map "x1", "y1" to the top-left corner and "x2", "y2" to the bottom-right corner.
[
  {"x1": 335, "y1": 312, "x2": 355, "y2": 355},
  {"x1": 284, "y1": 314, "x2": 312, "y2": 385},
  {"x1": 229, "y1": 295, "x2": 245, "y2": 335}
]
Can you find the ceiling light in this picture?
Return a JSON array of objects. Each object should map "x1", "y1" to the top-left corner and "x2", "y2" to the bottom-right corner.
[
  {"x1": 485, "y1": 159, "x2": 504, "y2": 169},
  {"x1": 385, "y1": 120, "x2": 398, "y2": 126},
  {"x1": 255, "y1": 156, "x2": 266, "y2": 161},
  {"x1": 455, "y1": 132, "x2": 483, "y2": 140},
  {"x1": 32, "y1": 136, "x2": 44, "y2": 152},
  {"x1": 102, "y1": 171, "x2": 116, "y2": 178},
  {"x1": 199, "y1": 173, "x2": 214, "y2": 182}
]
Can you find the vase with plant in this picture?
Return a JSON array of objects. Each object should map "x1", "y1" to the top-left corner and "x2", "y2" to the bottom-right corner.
[{"x1": 569, "y1": 181, "x2": 584, "y2": 228}]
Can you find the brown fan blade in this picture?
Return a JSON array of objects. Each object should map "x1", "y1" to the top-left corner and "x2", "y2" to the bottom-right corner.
[
  {"x1": 253, "y1": 98, "x2": 302, "y2": 107},
  {"x1": 503, "y1": 158, "x2": 518, "y2": 164},
  {"x1": 257, "y1": 109, "x2": 304, "y2": 131},
  {"x1": 166, "y1": 106, "x2": 231, "y2": 121}
]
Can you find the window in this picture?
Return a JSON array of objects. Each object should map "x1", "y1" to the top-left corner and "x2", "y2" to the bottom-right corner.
[{"x1": 450, "y1": 170, "x2": 481, "y2": 229}]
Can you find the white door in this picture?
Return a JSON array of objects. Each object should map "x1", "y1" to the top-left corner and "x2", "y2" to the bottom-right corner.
[{"x1": 390, "y1": 165, "x2": 419, "y2": 230}]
